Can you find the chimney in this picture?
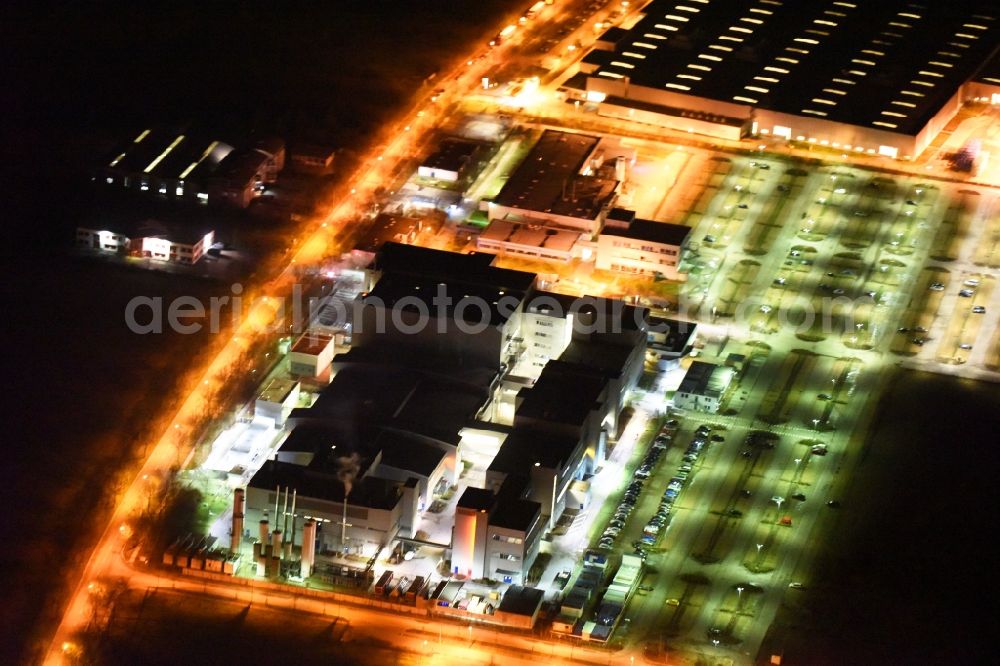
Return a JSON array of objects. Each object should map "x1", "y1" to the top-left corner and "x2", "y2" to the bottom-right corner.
[{"x1": 230, "y1": 488, "x2": 245, "y2": 553}]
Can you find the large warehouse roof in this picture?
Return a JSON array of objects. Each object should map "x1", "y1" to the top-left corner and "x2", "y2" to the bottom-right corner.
[
  {"x1": 589, "y1": 0, "x2": 997, "y2": 136},
  {"x1": 493, "y1": 130, "x2": 617, "y2": 221}
]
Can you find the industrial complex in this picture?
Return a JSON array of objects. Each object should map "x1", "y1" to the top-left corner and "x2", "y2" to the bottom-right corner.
[{"x1": 46, "y1": 1, "x2": 1000, "y2": 665}]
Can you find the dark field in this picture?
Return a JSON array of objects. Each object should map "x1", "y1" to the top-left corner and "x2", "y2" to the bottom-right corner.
[
  {"x1": 770, "y1": 370, "x2": 1000, "y2": 665},
  {"x1": 1, "y1": 2, "x2": 517, "y2": 663},
  {"x1": 88, "y1": 588, "x2": 402, "y2": 666}
]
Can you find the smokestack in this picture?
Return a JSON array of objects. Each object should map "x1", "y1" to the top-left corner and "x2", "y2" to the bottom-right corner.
[
  {"x1": 302, "y1": 519, "x2": 317, "y2": 578},
  {"x1": 289, "y1": 489, "x2": 297, "y2": 549},
  {"x1": 282, "y1": 487, "x2": 290, "y2": 538},
  {"x1": 230, "y1": 488, "x2": 245, "y2": 553},
  {"x1": 342, "y1": 493, "x2": 349, "y2": 547},
  {"x1": 274, "y1": 485, "x2": 280, "y2": 528},
  {"x1": 334, "y1": 452, "x2": 361, "y2": 549},
  {"x1": 259, "y1": 519, "x2": 269, "y2": 544}
]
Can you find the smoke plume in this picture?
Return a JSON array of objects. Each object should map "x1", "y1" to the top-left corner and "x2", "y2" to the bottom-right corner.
[{"x1": 335, "y1": 452, "x2": 361, "y2": 498}]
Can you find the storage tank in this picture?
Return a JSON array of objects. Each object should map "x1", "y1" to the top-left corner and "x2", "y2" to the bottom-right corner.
[
  {"x1": 259, "y1": 519, "x2": 269, "y2": 544},
  {"x1": 301, "y1": 519, "x2": 317, "y2": 578},
  {"x1": 271, "y1": 529, "x2": 282, "y2": 558}
]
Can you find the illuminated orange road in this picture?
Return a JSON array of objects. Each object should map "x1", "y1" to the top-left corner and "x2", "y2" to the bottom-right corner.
[{"x1": 42, "y1": 2, "x2": 613, "y2": 663}]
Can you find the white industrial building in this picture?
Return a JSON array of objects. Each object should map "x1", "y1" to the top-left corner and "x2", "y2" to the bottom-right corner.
[
  {"x1": 596, "y1": 209, "x2": 690, "y2": 279},
  {"x1": 255, "y1": 378, "x2": 301, "y2": 428},
  {"x1": 288, "y1": 331, "x2": 336, "y2": 379},
  {"x1": 452, "y1": 487, "x2": 543, "y2": 585}
]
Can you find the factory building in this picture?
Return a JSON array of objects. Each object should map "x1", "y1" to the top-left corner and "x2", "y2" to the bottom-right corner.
[
  {"x1": 240, "y1": 243, "x2": 653, "y2": 585},
  {"x1": 246, "y1": 467, "x2": 418, "y2": 557},
  {"x1": 580, "y1": 0, "x2": 998, "y2": 159},
  {"x1": 95, "y1": 128, "x2": 284, "y2": 206},
  {"x1": 487, "y1": 130, "x2": 620, "y2": 235},
  {"x1": 96, "y1": 127, "x2": 233, "y2": 202}
]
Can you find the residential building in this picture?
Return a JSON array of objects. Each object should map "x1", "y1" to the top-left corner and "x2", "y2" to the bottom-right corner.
[
  {"x1": 76, "y1": 219, "x2": 214, "y2": 264},
  {"x1": 290, "y1": 143, "x2": 336, "y2": 173},
  {"x1": 210, "y1": 138, "x2": 286, "y2": 208}
]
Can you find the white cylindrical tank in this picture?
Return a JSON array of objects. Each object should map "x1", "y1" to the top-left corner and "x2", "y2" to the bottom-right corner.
[{"x1": 301, "y1": 519, "x2": 317, "y2": 578}]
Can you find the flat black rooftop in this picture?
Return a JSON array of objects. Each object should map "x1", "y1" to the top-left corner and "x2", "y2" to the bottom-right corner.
[
  {"x1": 300, "y1": 362, "x2": 487, "y2": 436},
  {"x1": 375, "y1": 431, "x2": 447, "y2": 478},
  {"x1": 457, "y1": 486, "x2": 495, "y2": 512},
  {"x1": 489, "y1": 429, "x2": 581, "y2": 474},
  {"x1": 364, "y1": 271, "x2": 528, "y2": 327},
  {"x1": 493, "y1": 129, "x2": 617, "y2": 221},
  {"x1": 372, "y1": 242, "x2": 536, "y2": 294},
  {"x1": 558, "y1": 340, "x2": 633, "y2": 380},
  {"x1": 490, "y1": 498, "x2": 542, "y2": 533},
  {"x1": 248, "y1": 461, "x2": 401, "y2": 511},
  {"x1": 590, "y1": 0, "x2": 998, "y2": 136},
  {"x1": 602, "y1": 218, "x2": 691, "y2": 247},
  {"x1": 516, "y1": 361, "x2": 609, "y2": 428},
  {"x1": 421, "y1": 138, "x2": 482, "y2": 173},
  {"x1": 498, "y1": 585, "x2": 544, "y2": 616},
  {"x1": 526, "y1": 291, "x2": 647, "y2": 332},
  {"x1": 648, "y1": 317, "x2": 697, "y2": 355}
]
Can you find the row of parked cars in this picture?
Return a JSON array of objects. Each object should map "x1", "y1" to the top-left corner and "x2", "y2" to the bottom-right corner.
[
  {"x1": 638, "y1": 425, "x2": 712, "y2": 547},
  {"x1": 597, "y1": 420, "x2": 679, "y2": 551}
]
